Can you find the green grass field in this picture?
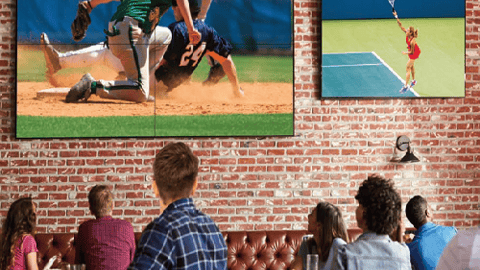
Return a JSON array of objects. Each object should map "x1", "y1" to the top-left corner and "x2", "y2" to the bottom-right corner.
[
  {"x1": 16, "y1": 50, "x2": 293, "y2": 138},
  {"x1": 322, "y1": 18, "x2": 465, "y2": 97},
  {"x1": 17, "y1": 114, "x2": 293, "y2": 138}
]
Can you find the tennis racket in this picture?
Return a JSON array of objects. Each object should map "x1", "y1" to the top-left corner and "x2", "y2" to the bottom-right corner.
[{"x1": 389, "y1": 0, "x2": 396, "y2": 12}]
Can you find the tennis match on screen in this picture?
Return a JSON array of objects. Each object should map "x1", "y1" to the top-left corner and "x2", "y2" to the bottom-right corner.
[{"x1": 321, "y1": 0, "x2": 465, "y2": 98}]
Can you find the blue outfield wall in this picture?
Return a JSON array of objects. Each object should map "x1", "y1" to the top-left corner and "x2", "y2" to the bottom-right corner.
[
  {"x1": 323, "y1": 0, "x2": 465, "y2": 20},
  {"x1": 18, "y1": 0, "x2": 292, "y2": 50}
]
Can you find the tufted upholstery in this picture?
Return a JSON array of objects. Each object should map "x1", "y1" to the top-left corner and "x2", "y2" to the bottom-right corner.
[
  {"x1": 35, "y1": 234, "x2": 76, "y2": 269},
  {"x1": 222, "y1": 231, "x2": 305, "y2": 270},
  {"x1": 35, "y1": 229, "x2": 368, "y2": 269}
]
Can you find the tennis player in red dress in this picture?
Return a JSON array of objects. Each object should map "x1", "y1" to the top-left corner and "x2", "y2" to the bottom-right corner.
[{"x1": 394, "y1": 11, "x2": 421, "y2": 93}]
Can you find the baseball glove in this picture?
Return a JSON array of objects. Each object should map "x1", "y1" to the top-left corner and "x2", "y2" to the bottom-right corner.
[{"x1": 71, "y1": 1, "x2": 92, "y2": 42}]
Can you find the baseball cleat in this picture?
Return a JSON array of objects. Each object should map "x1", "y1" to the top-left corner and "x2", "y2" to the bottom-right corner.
[
  {"x1": 202, "y1": 63, "x2": 226, "y2": 86},
  {"x1": 40, "y1": 33, "x2": 61, "y2": 79},
  {"x1": 66, "y1": 73, "x2": 95, "y2": 103}
]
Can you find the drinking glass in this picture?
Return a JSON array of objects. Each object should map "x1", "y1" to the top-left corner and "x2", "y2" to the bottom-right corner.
[
  {"x1": 306, "y1": 254, "x2": 319, "y2": 270},
  {"x1": 71, "y1": 265, "x2": 86, "y2": 270},
  {"x1": 62, "y1": 264, "x2": 86, "y2": 270}
]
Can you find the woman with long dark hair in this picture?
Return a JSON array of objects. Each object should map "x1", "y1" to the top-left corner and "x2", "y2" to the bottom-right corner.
[
  {"x1": 0, "y1": 197, "x2": 39, "y2": 270},
  {"x1": 291, "y1": 202, "x2": 349, "y2": 270}
]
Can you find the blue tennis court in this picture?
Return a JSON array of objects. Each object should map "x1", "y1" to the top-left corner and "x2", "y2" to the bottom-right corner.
[{"x1": 322, "y1": 52, "x2": 418, "y2": 98}]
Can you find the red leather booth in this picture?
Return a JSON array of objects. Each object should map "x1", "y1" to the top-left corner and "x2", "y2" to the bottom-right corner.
[{"x1": 35, "y1": 229, "x2": 365, "y2": 270}]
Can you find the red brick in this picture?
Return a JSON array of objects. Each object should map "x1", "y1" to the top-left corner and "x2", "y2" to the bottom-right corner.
[
  {"x1": 38, "y1": 218, "x2": 58, "y2": 225},
  {"x1": 48, "y1": 210, "x2": 66, "y2": 216},
  {"x1": 145, "y1": 209, "x2": 161, "y2": 216},
  {"x1": 0, "y1": 0, "x2": 479, "y2": 233},
  {"x1": 126, "y1": 192, "x2": 144, "y2": 199}
]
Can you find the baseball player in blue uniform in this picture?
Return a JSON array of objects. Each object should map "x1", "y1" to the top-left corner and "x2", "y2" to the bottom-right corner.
[
  {"x1": 154, "y1": 0, "x2": 243, "y2": 98},
  {"x1": 66, "y1": 0, "x2": 201, "y2": 103}
]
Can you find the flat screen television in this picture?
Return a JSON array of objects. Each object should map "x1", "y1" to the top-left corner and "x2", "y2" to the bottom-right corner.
[
  {"x1": 16, "y1": 0, "x2": 293, "y2": 138},
  {"x1": 321, "y1": 0, "x2": 465, "y2": 98}
]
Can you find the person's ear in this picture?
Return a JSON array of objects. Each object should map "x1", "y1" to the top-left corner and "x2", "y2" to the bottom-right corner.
[
  {"x1": 152, "y1": 181, "x2": 160, "y2": 197},
  {"x1": 191, "y1": 177, "x2": 198, "y2": 196},
  {"x1": 425, "y1": 208, "x2": 432, "y2": 218}
]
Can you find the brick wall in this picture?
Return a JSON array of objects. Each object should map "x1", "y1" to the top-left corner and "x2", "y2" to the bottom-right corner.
[{"x1": 1, "y1": 0, "x2": 479, "y2": 233}]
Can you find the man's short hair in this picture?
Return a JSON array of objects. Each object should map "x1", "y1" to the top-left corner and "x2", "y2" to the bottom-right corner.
[
  {"x1": 88, "y1": 185, "x2": 113, "y2": 218},
  {"x1": 355, "y1": 175, "x2": 402, "y2": 235},
  {"x1": 153, "y1": 142, "x2": 199, "y2": 201},
  {"x1": 406, "y1": 195, "x2": 428, "y2": 229}
]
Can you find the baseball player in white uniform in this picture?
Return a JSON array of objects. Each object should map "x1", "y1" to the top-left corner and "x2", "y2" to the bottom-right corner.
[
  {"x1": 65, "y1": 0, "x2": 201, "y2": 103},
  {"x1": 42, "y1": 0, "x2": 224, "y2": 97}
]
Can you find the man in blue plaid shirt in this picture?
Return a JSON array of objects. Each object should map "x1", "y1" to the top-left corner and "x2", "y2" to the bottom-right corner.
[{"x1": 128, "y1": 142, "x2": 227, "y2": 270}]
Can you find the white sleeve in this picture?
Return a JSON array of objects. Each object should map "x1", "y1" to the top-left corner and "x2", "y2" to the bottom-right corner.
[
  {"x1": 435, "y1": 229, "x2": 480, "y2": 270},
  {"x1": 436, "y1": 233, "x2": 461, "y2": 270}
]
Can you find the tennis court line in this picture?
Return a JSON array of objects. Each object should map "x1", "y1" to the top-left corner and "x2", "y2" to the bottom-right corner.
[
  {"x1": 371, "y1": 51, "x2": 420, "y2": 97},
  {"x1": 322, "y1": 52, "x2": 381, "y2": 68},
  {"x1": 323, "y1": 51, "x2": 421, "y2": 97},
  {"x1": 323, "y1": 63, "x2": 382, "y2": 68}
]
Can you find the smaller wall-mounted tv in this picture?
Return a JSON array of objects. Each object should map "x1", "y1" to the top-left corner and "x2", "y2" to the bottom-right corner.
[{"x1": 321, "y1": 0, "x2": 465, "y2": 98}]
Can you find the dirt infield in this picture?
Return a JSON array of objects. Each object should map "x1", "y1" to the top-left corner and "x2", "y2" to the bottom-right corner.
[{"x1": 17, "y1": 73, "x2": 292, "y2": 117}]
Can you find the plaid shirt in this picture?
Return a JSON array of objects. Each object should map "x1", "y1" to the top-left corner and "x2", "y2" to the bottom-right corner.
[{"x1": 128, "y1": 198, "x2": 227, "y2": 270}]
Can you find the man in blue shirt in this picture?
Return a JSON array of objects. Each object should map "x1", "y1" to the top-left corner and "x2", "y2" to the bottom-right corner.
[
  {"x1": 128, "y1": 142, "x2": 227, "y2": 269},
  {"x1": 405, "y1": 195, "x2": 457, "y2": 270}
]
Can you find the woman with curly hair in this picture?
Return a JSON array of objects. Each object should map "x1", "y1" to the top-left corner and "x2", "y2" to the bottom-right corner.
[
  {"x1": 0, "y1": 197, "x2": 39, "y2": 270},
  {"x1": 332, "y1": 175, "x2": 412, "y2": 270},
  {"x1": 291, "y1": 202, "x2": 349, "y2": 270}
]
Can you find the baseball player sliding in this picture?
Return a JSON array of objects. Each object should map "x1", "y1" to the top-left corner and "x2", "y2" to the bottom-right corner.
[
  {"x1": 66, "y1": 0, "x2": 201, "y2": 103},
  {"x1": 41, "y1": 0, "x2": 225, "y2": 92},
  {"x1": 155, "y1": 0, "x2": 244, "y2": 98}
]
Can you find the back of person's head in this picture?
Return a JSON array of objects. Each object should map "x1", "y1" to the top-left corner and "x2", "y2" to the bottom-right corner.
[
  {"x1": 355, "y1": 175, "x2": 402, "y2": 235},
  {"x1": 153, "y1": 142, "x2": 199, "y2": 202},
  {"x1": 88, "y1": 185, "x2": 114, "y2": 218},
  {"x1": 316, "y1": 202, "x2": 349, "y2": 262},
  {"x1": 406, "y1": 195, "x2": 428, "y2": 229},
  {"x1": 0, "y1": 197, "x2": 36, "y2": 269}
]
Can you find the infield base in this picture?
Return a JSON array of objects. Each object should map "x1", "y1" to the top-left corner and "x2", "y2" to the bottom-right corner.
[{"x1": 37, "y1": 87, "x2": 70, "y2": 98}]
